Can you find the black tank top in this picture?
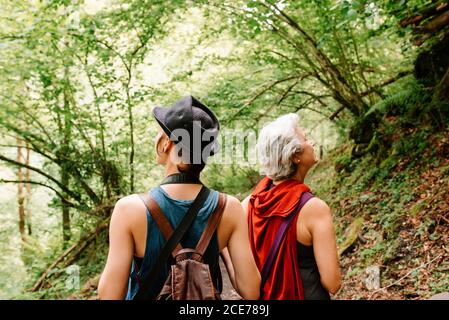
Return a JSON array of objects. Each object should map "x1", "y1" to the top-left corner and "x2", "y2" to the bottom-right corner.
[
  {"x1": 297, "y1": 242, "x2": 331, "y2": 300},
  {"x1": 126, "y1": 187, "x2": 221, "y2": 299}
]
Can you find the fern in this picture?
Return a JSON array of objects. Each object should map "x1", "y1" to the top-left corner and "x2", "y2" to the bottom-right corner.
[{"x1": 365, "y1": 79, "x2": 429, "y2": 118}]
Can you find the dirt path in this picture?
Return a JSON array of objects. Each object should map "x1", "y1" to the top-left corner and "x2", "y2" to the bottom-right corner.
[{"x1": 219, "y1": 259, "x2": 242, "y2": 300}]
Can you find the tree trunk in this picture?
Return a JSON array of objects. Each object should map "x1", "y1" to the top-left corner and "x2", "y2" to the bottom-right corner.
[
  {"x1": 16, "y1": 137, "x2": 25, "y2": 242},
  {"x1": 438, "y1": 66, "x2": 449, "y2": 100},
  {"x1": 25, "y1": 142, "x2": 32, "y2": 235},
  {"x1": 61, "y1": 167, "x2": 71, "y2": 244},
  {"x1": 126, "y1": 84, "x2": 135, "y2": 193},
  {"x1": 422, "y1": 8, "x2": 449, "y2": 33},
  {"x1": 62, "y1": 80, "x2": 72, "y2": 244},
  {"x1": 128, "y1": 104, "x2": 135, "y2": 193},
  {"x1": 400, "y1": 2, "x2": 449, "y2": 27},
  {"x1": 268, "y1": 4, "x2": 369, "y2": 117}
]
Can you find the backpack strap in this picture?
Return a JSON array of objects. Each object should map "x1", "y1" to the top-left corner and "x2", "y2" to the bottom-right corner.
[
  {"x1": 259, "y1": 191, "x2": 314, "y2": 291},
  {"x1": 196, "y1": 192, "x2": 227, "y2": 295},
  {"x1": 138, "y1": 192, "x2": 182, "y2": 257},
  {"x1": 195, "y1": 193, "x2": 227, "y2": 256},
  {"x1": 133, "y1": 186, "x2": 211, "y2": 300}
]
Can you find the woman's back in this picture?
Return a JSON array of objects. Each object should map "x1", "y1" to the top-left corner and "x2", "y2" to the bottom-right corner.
[
  {"x1": 99, "y1": 181, "x2": 261, "y2": 299},
  {"x1": 244, "y1": 177, "x2": 340, "y2": 300},
  {"x1": 126, "y1": 186, "x2": 222, "y2": 299}
]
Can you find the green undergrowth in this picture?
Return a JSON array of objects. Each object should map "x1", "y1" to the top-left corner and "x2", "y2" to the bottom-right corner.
[{"x1": 308, "y1": 123, "x2": 449, "y2": 299}]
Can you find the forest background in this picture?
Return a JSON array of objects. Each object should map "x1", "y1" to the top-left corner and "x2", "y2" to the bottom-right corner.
[{"x1": 0, "y1": 0, "x2": 448, "y2": 300}]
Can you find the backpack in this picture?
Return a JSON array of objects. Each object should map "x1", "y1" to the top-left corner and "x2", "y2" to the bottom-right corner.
[{"x1": 134, "y1": 188, "x2": 227, "y2": 300}]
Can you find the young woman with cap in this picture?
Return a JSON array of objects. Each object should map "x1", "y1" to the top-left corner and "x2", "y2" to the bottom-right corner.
[{"x1": 98, "y1": 95, "x2": 261, "y2": 300}]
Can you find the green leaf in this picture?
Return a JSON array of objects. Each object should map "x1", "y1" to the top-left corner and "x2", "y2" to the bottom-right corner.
[{"x1": 347, "y1": 8, "x2": 358, "y2": 21}]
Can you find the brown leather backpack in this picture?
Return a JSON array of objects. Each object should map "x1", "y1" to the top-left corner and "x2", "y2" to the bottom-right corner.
[{"x1": 136, "y1": 190, "x2": 227, "y2": 300}]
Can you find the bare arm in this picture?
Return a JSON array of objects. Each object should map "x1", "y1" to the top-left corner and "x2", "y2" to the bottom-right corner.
[
  {"x1": 220, "y1": 195, "x2": 251, "y2": 292},
  {"x1": 224, "y1": 197, "x2": 261, "y2": 300},
  {"x1": 306, "y1": 198, "x2": 341, "y2": 294},
  {"x1": 98, "y1": 197, "x2": 135, "y2": 299}
]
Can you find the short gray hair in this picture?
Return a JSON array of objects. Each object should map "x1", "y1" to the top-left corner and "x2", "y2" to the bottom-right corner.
[{"x1": 256, "y1": 113, "x2": 303, "y2": 181}]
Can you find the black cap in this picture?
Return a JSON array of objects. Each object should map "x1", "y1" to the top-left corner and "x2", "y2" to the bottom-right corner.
[{"x1": 152, "y1": 95, "x2": 220, "y2": 162}]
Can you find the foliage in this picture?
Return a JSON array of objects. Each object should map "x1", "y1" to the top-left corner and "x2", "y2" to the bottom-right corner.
[
  {"x1": 310, "y1": 123, "x2": 449, "y2": 299},
  {"x1": 0, "y1": 0, "x2": 448, "y2": 300}
]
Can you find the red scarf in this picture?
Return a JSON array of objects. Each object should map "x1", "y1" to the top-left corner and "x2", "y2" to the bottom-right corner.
[{"x1": 248, "y1": 176, "x2": 310, "y2": 300}]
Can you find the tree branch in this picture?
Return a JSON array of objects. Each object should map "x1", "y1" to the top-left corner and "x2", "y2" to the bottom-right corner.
[
  {"x1": 223, "y1": 75, "x2": 306, "y2": 124},
  {"x1": 276, "y1": 79, "x2": 300, "y2": 105},
  {"x1": 247, "y1": 75, "x2": 305, "y2": 106},
  {"x1": 0, "y1": 154, "x2": 81, "y2": 201},
  {"x1": 268, "y1": 49, "x2": 308, "y2": 70},
  {"x1": 264, "y1": 1, "x2": 368, "y2": 115},
  {"x1": 0, "y1": 179, "x2": 79, "y2": 209},
  {"x1": 31, "y1": 218, "x2": 110, "y2": 292},
  {"x1": 0, "y1": 132, "x2": 100, "y2": 204},
  {"x1": 360, "y1": 70, "x2": 413, "y2": 97},
  {"x1": 268, "y1": 23, "x2": 323, "y2": 79},
  {"x1": 291, "y1": 90, "x2": 332, "y2": 107},
  {"x1": 95, "y1": 38, "x2": 131, "y2": 74},
  {"x1": 0, "y1": 94, "x2": 57, "y2": 146},
  {"x1": 0, "y1": 120, "x2": 55, "y2": 154},
  {"x1": 280, "y1": 100, "x2": 330, "y2": 118},
  {"x1": 420, "y1": 9, "x2": 449, "y2": 34},
  {"x1": 73, "y1": 51, "x2": 107, "y2": 160},
  {"x1": 400, "y1": 2, "x2": 449, "y2": 27},
  {"x1": 329, "y1": 105, "x2": 346, "y2": 120},
  {"x1": 0, "y1": 143, "x2": 57, "y2": 163}
]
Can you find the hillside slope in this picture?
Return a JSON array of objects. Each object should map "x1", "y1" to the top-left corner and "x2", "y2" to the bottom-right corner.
[{"x1": 308, "y1": 125, "x2": 449, "y2": 299}]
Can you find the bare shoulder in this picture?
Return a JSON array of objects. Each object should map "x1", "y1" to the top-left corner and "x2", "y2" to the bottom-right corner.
[
  {"x1": 216, "y1": 194, "x2": 246, "y2": 247},
  {"x1": 301, "y1": 196, "x2": 333, "y2": 221},
  {"x1": 114, "y1": 194, "x2": 145, "y2": 211},
  {"x1": 111, "y1": 194, "x2": 146, "y2": 226},
  {"x1": 241, "y1": 195, "x2": 251, "y2": 213},
  {"x1": 220, "y1": 194, "x2": 246, "y2": 225},
  {"x1": 223, "y1": 194, "x2": 245, "y2": 214}
]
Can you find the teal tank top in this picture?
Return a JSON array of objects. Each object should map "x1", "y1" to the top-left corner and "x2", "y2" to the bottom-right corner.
[{"x1": 125, "y1": 186, "x2": 221, "y2": 299}]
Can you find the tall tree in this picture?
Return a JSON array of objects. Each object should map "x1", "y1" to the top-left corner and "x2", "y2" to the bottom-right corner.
[
  {"x1": 16, "y1": 138, "x2": 26, "y2": 242},
  {"x1": 25, "y1": 142, "x2": 32, "y2": 236},
  {"x1": 202, "y1": 0, "x2": 413, "y2": 126},
  {"x1": 61, "y1": 75, "x2": 72, "y2": 244}
]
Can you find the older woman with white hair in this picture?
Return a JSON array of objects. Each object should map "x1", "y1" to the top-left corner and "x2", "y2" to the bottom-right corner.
[{"x1": 240, "y1": 113, "x2": 341, "y2": 300}]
